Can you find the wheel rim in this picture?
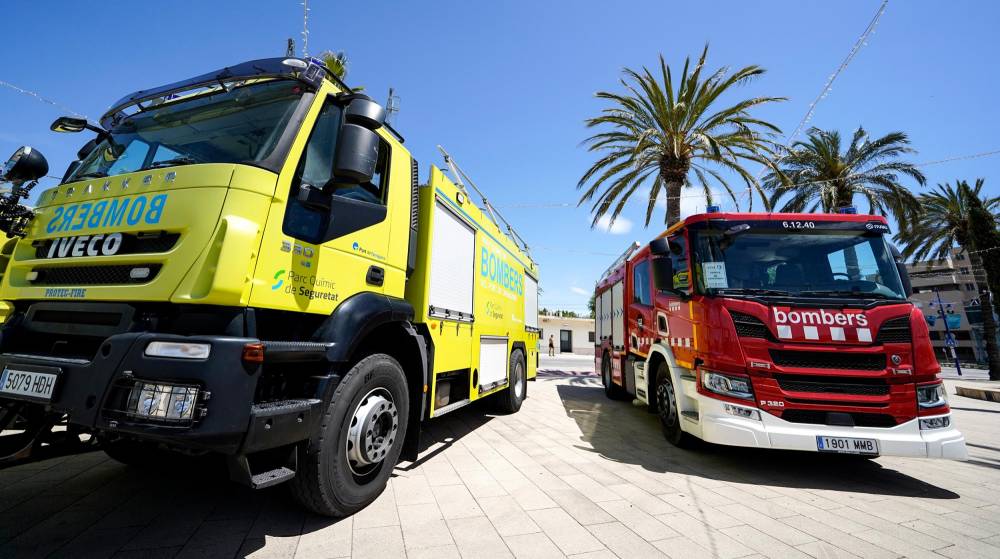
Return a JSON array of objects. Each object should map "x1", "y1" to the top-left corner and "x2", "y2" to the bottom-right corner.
[
  {"x1": 346, "y1": 388, "x2": 399, "y2": 479},
  {"x1": 514, "y1": 360, "x2": 525, "y2": 400},
  {"x1": 656, "y1": 378, "x2": 678, "y2": 428}
]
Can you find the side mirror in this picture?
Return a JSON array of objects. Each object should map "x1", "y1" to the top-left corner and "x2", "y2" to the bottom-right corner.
[
  {"x1": 890, "y1": 245, "x2": 913, "y2": 297},
  {"x1": 649, "y1": 237, "x2": 671, "y2": 257},
  {"x1": 50, "y1": 116, "x2": 89, "y2": 133},
  {"x1": 334, "y1": 124, "x2": 379, "y2": 183},
  {"x1": 1, "y1": 146, "x2": 49, "y2": 183},
  {"x1": 344, "y1": 96, "x2": 385, "y2": 130},
  {"x1": 651, "y1": 256, "x2": 674, "y2": 292}
]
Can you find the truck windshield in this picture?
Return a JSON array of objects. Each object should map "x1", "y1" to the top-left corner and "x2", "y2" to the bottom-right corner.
[
  {"x1": 690, "y1": 225, "x2": 907, "y2": 300},
  {"x1": 68, "y1": 80, "x2": 304, "y2": 181}
]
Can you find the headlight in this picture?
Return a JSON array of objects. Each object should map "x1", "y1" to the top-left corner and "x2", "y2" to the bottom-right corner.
[
  {"x1": 145, "y1": 341, "x2": 211, "y2": 359},
  {"x1": 916, "y1": 382, "x2": 947, "y2": 409},
  {"x1": 126, "y1": 382, "x2": 198, "y2": 421},
  {"x1": 702, "y1": 370, "x2": 754, "y2": 400}
]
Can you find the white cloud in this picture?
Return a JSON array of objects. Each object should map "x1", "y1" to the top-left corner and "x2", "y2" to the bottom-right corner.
[
  {"x1": 569, "y1": 286, "x2": 589, "y2": 296},
  {"x1": 594, "y1": 215, "x2": 633, "y2": 235}
]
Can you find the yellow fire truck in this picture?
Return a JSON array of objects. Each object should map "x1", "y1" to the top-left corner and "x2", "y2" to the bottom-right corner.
[{"x1": 0, "y1": 57, "x2": 539, "y2": 516}]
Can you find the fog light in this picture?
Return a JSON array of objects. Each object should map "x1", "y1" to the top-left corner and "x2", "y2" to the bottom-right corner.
[
  {"x1": 127, "y1": 382, "x2": 198, "y2": 420},
  {"x1": 724, "y1": 403, "x2": 761, "y2": 420},
  {"x1": 145, "y1": 341, "x2": 211, "y2": 359},
  {"x1": 919, "y1": 415, "x2": 951, "y2": 430}
]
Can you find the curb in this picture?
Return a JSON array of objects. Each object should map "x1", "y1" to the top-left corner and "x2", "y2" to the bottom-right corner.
[{"x1": 954, "y1": 385, "x2": 1000, "y2": 402}]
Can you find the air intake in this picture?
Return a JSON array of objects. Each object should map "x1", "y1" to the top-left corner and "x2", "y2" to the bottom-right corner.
[
  {"x1": 876, "y1": 316, "x2": 911, "y2": 344},
  {"x1": 728, "y1": 310, "x2": 774, "y2": 341}
]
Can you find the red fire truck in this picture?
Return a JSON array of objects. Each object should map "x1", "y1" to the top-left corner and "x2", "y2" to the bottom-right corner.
[{"x1": 594, "y1": 208, "x2": 967, "y2": 459}]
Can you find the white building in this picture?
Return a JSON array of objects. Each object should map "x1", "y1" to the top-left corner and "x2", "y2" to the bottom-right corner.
[{"x1": 538, "y1": 315, "x2": 595, "y2": 355}]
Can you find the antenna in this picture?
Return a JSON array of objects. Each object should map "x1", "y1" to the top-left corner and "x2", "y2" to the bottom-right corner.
[
  {"x1": 385, "y1": 87, "x2": 400, "y2": 126},
  {"x1": 437, "y1": 146, "x2": 531, "y2": 256},
  {"x1": 301, "y1": 0, "x2": 310, "y2": 57}
]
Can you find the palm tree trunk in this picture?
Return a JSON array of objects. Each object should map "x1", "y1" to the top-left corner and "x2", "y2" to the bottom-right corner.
[
  {"x1": 666, "y1": 180, "x2": 683, "y2": 226},
  {"x1": 969, "y1": 250, "x2": 1000, "y2": 379}
]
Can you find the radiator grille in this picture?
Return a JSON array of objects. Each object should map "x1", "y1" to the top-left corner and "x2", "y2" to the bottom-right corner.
[
  {"x1": 781, "y1": 409, "x2": 898, "y2": 428},
  {"x1": 34, "y1": 233, "x2": 179, "y2": 258},
  {"x1": 876, "y1": 316, "x2": 911, "y2": 344},
  {"x1": 770, "y1": 349, "x2": 885, "y2": 371},
  {"x1": 728, "y1": 311, "x2": 774, "y2": 340},
  {"x1": 776, "y1": 374, "x2": 890, "y2": 395},
  {"x1": 29, "y1": 264, "x2": 162, "y2": 286},
  {"x1": 410, "y1": 158, "x2": 420, "y2": 230}
]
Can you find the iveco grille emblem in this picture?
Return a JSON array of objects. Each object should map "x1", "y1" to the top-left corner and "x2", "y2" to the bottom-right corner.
[
  {"x1": 164, "y1": 171, "x2": 176, "y2": 183},
  {"x1": 102, "y1": 180, "x2": 111, "y2": 192},
  {"x1": 891, "y1": 354, "x2": 902, "y2": 365},
  {"x1": 142, "y1": 174, "x2": 153, "y2": 186},
  {"x1": 121, "y1": 178, "x2": 130, "y2": 190}
]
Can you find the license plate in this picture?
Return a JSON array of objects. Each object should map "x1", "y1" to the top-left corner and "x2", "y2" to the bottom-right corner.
[
  {"x1": 0, "y1": 367, "x2": 60, "y2": 402},
  {"x1": 816, "y1": 435, "x2": 879, "y2": 456}
]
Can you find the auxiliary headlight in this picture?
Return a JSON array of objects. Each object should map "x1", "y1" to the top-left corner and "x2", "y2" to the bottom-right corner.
[
  {"x1": 916, "y1": 382, "x2": 947, "y2": 409},
  {"x1": 145, "y1": 341, "x2": 211, "y2": 359},
  {"x1": 702, "y1": 370, "x2": 754, "y2": 400},
  {"x1": 126, "y1": 382, "x2": 198, "y2": 421}
]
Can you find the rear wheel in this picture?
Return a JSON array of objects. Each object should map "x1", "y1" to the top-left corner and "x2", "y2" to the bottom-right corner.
[
  {"x1": 291, "y1": 353, "x2": 408, "y2": 517},
  {"x1": 602, "y1": 353, "x2": 624, "y2": 400},
  {"x1": 654, "y1": 363, "x2": 696, "y2": 448},
  {"x1": 496, "y1": 349, "x2": 527, "y2": 414}
]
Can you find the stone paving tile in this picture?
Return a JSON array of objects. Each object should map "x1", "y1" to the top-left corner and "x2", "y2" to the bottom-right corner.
[
  {"x1": 527, "y1": 507, "x2": 605, "y2": 556},
  {"x1": 3, "y1": 373, "x2": 1000, "y2": 558}
]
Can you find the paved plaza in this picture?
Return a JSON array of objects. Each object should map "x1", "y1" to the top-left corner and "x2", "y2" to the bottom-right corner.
[{"x1": 2, "y1": 355, "x2": 999, "y2": 558}]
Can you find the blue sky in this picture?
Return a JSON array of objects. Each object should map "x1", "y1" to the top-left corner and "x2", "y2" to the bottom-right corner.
[{"x1": 2, "y1": 1, "x2": 998, "y2": 314}]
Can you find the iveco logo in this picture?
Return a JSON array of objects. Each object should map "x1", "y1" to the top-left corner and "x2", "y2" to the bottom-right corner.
[{"x1": 43, "y1": 233, "x2": 123, "y2": 258}]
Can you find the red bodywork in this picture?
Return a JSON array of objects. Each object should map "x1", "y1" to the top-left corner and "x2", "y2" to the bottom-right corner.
[{"x1": 595, "y1": 212, "x2": 946, "y2": 427}]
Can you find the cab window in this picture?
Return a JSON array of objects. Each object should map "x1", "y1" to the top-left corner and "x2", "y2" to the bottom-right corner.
[
  {"x1": 669, "y1": 234, "x2": 690, "y2": 293},
  {"x1": 283, "y1": 99, "x2": 391, "y2": 242},
  {"x1": 633, "y1": 259, "x2": 652, "y2": 305}
]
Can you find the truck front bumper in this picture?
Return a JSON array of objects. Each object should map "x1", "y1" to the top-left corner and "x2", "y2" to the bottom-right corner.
[
  {"x1": 696, "y1": 396, "x2": 968, "y2": 460},
  {"x1": 0, "y1": 332, "x2": 321, "y2": 455}
]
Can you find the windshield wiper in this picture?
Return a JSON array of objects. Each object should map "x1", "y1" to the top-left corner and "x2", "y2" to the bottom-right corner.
[
  {"x1": 72, "y1": 171, "x2": 108, "y2": 180},
  {"x1": 146, "y1": 156, "x2": 200, "y2": 169},
  {"x1": 798, "y1": 290, "x2": 899, "y2": 300},
  {"x1": 715, "y1": 288, "x2": 794, "y2": 297}
]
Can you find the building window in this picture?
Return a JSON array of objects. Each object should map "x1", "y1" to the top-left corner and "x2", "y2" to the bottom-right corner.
[
  {"x1": 588, "y1": 331, "x2": 595, "y2": 343},
  {"x1": 960, "y1": 267, "x2": 970, "y2": 274}
]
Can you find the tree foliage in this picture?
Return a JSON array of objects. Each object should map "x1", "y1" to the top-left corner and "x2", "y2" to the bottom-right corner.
[{"x1": 578, "y1": 45, "x2": 785, "y2": 227}]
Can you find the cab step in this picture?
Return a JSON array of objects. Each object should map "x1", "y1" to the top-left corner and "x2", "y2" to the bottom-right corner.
[{"x1": 227, "y1": 448, "x2": 298, "y2": 489}]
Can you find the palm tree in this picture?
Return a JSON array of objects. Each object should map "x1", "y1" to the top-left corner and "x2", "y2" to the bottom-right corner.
[
  {"x1": 896, "y1": 179, "x2": 1000, "y2": 379},
  {"x1": 765, "y1": 127, "x2": 925, "y2": 218},
  {"x1": 319, "y1": 50, "x2": 350, "y2": 81},
  {"x1": 578, "y1": 46, "x2": 786, "y2": 228}
]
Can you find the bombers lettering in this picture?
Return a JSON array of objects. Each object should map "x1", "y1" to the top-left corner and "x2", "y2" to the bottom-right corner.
[
  {"x1": 45, "y1": 194, "x2": 168, "y2": 234},
  {"x1": 773, "y1": 308, "x2": 869, "y2": 327},
  {"x1": 480, "y1": 247, "x2": 523, "y2": 296}
]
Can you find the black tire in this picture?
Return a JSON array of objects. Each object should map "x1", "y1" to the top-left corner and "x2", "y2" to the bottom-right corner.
[
  {"x1": 496, "y1": 349, "x2": 527, "y2": 414},
  {"x1": 654, "y1": 362, "x2": 696, "y2": 448},
  {"x1": 290, "y1": 353, "x2": 409, "y2": 517},
  {"x1": 602, "y1": 353, "x2": 624, "y2": 400}
]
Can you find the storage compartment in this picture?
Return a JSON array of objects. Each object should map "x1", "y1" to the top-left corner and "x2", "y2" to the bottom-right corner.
[{"x1": 478, "y1": 336, "x2": 508, "y2": 392}]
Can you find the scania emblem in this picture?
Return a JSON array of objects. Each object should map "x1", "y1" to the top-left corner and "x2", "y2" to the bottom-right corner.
[{"x1": 891, "y1": 354, "x2": 902, "y2": 365}]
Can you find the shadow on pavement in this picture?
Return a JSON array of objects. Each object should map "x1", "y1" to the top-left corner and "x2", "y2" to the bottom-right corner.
[{"x1": 555, "y1": 380, "x2": 961, "y2": 500}]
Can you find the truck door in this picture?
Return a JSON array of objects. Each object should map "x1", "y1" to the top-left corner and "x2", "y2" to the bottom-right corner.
[
  {"x1": 660, "y1": 233, "x2": 695, "y2": 365},
  {"x1": 628, "y1": 256, "x2": 655, "y2": 357}
]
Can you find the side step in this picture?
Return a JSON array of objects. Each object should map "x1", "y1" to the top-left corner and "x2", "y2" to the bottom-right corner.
[
  {"x1": 227, "y1": 451, "x2": 297, "y2": 489},
  {"x1": 262, "y1": 341, "x2": 333, "y2": 362}
]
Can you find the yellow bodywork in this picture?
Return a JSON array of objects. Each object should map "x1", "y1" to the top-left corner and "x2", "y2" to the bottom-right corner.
[{"x1": 0, "y1": 74, "x2": 537, "y2": 415}]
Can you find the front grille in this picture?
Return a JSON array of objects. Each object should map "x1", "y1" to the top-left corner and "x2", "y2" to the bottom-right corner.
[
  {"x1": 770, "y1": 349, "x2": 885, "y2": 371},
  {"x1": 781, "y1": 409, "x2": 898, "y2": 428},
  {"x1": 876, "y1": 316, "x2": 911, "y2": 344},
  {"x1": 729, "y1": 310, "x2": 774, "y2": 340},
  {"x1": 33, "y1": 233, "x2": 179, "y2": 259},
  {"x1": 30, "y1": 264, "x2": 162, "y2": 286},
  {"x1": 776, "y1": 374, "x2": 890, "y2": 395}
]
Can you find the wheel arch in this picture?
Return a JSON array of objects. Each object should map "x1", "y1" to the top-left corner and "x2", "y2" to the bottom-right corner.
[{"x1": 646, "y1": 343, "x2": 695, "y2": 424}]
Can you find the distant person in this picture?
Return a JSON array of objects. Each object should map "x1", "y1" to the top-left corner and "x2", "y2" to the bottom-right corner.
[{"x1": 548, "y1": 335, "x2": 555, "y2": 356}]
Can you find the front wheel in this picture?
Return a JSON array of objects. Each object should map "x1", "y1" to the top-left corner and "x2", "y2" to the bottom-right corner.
[
  {"x1": 290, "y1": 353, "x2": 409, "y2": 517},
  {"x1": 496, "y1": 349, "x2": 527, "y2": 414},
  {"x1": 655, "y1": 363, "x2": 696, "y2": 448}
]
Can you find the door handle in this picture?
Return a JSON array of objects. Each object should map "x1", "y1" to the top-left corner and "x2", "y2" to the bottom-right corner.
[{"x1": 366, "y1": 266, "x2": 384, "y2": 287}]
